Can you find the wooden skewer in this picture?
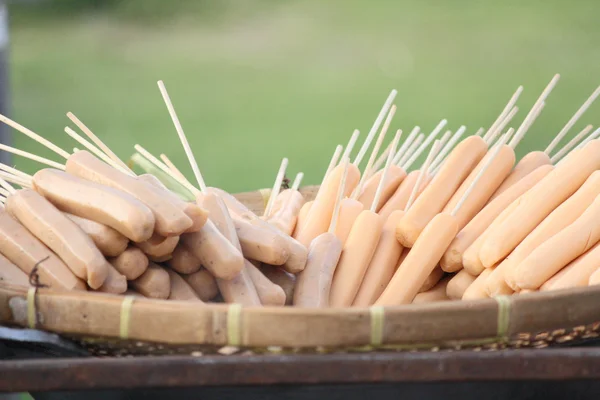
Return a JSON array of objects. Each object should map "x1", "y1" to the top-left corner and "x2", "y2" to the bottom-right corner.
[
  {"x1": 482, "y1": 86, "x2": 523, "y2": 143},
  {"x1": 263, "y1": 158, "x2": 289, "y2": 218},
  {"x1": 0, "y1": 143, "x2": 65, "y2": 170},
  {"x1": 488, "y1": 106, "x2": 518, "y2": 147},
  {"x1": 405, "y1": 140, "x2": 441, "y2": 210},
  {"x1": 391, "y1": 126, "x2": 420, "y2": 165},
  {"x1": 474, "y1": 127, "x2": 485, "y2": 137},
  {"x1": 509, "y1": 74, "x2": 560, "y2": 149},
  {"x1": 326, "y1": 145, "x2": 344, "y2": 180},
  {"x1": 341, "y1": 130, "x2": 360, "y2": 163},
  {"x1": 0, "y1": 113, "x2": 70, "y2": 159},
  {"x1": 550, "y1": 124, "x2": 594, "y2": 163},
  {"x1": 64, "y1": 127, "x2": 133, "y2": 175},
  {"x1": 397, "y1": 134, "x2": 424, "y2": 168},
  {"x1": 429, "y1": 126, "x2": 467, "y2": 173},
  {"x1": 160, "y1": 154, "x2": 187, "y2": 183},
  {"x1": 401, "y1": 119, "x2": 446, "y2": 170},
  {"x1": 73, "y1": 148, "x2": 80, "y2": 153},
  {"x1": 0, "y1": 163, "x2": 32, "y2": 182},
  {"x1": 157, "y1": 80, "x2": 208, "y2": 194},
  {"x1": 372, "y1": 142, "x2": 392, "y2": 173},
  {"x1": 329, "y1": 156, "x2": 350, "y2": 234},
  {"x1": 452, "y1": 130, "x2": 512, "y2": 216},
  {"x1": 0, "y1": 172, "x2": 26, "y2": 190},
  {"x1": 66, "y1": 112, "x2": 134, "y2": 174},
  {"x1": 292, "y1": 172, "x2": 304, "y2": 191},
  {"x1": 353, "y1": 90, "x2": 397, "y2": 166},
  {"x1": 352, "y1": 105, "x2": 397, "y2": 199},
  {"x1": 0, "y1": 187, "x2": 10, "y2": 197},
  {"x1": 371, "y1": 129, "x2": 402, "y2": 212},
  {"x1": 134, "y1": 144, "x2": 200, "y2": 196},
  {"x1": 575, "y1": 127, "x2": 600, "y2": 150},
  {"x1": 545, "y1": 84, "x2": 600, "y2": 155}
]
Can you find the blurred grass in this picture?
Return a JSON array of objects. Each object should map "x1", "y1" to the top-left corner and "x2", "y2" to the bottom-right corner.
[{"x1": 7, "y1": 0, "x2": 600, "y2": 192}]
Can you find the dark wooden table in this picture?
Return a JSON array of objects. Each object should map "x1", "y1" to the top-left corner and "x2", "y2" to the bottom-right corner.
[{"x1": 3, "y1": 349, "x2": 600, "y2": 399}]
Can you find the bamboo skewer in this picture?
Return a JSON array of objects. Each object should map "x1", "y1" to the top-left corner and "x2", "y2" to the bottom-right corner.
[
  {"x1": 263, "y1": 158, "x2": 289, "y2": 218},
  {"x1": 64, "y1": 127, "x2": 132, "y2": 175},
  {"x1": 405, "y1": 140, "x2": 441, "y2": 210},
  {"x1": 550, "y1": 124, "x2": 594, "y2": 163},
  {"x1": 391, "y1": 126, "x2": 420, "y2": 166},
  {"x1": 371, "y1": 129, "x2": 402, "y2": 212},
  {"x1": 0, "y1": 143, "x2": 66, "y2": 170}
]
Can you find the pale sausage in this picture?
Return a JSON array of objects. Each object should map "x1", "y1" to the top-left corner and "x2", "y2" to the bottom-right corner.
[
  {"x1": 412, "y1": 277, "x2": 450, "y2": 304},
  {"x1": 489, "y1": 151, "x2": 551, "y2": 201},
  {"x1": 378, "y1": 170, "x2": 419, "y2": 220},
  {"x1": 419, "y1": 266, "x2": 444, "y2": 293},
  {"x1": 266, "y1": 189, "x2": 305, "y2": 236},
  {"x1": 257, "y1": 264, "x2": 296, "y2": 305},
  {"x1": 446, "y1": 269, "x2": 476, "y2": 300},
  {"x1": 33, "y1": 169, "x2": 155, "y2": 242},
  {"x1": 0, "y1": 253, "x2": 29, "y2": 286},
  {"x1": 168, "y1": 244, "x2": 202, "y2": 274},
  {"x1": 441, "y1": 164, "x2": 553, "y2": 273},
  {"x1": 97, "y1": 263, "x2": 127, "y2": 294},
  {"x1": 136, "y1": 233, "x2": 179, "y2": 259},
  {"x1": 376, "y1": 213, "x2": 458, "y2": 305},
  {"x1": 108, "y1": 246, "x2": 148, "y2": 280},
  {"x1": 0, "y1": 210, "x2": 86, "y2": 291},
  {"x1": 357, "y1": 165, "x2": 407, "y2": 212},
  {"x1": 65, "y1": 213, "x2": 128, "y2": 257},
  {"x1": 589, "y1": 268, "x2": 600, "y2": 286},
  {"x1": 479, "y1": 140, "x2": 600, "y2": 268},
  {"x1": 165, "y1": 268, "x2": 203, "y2": 301},
  {"x1": 293, "y1": 232, "x2": 342, "y2": 308},
  {"x1": 182, "y1": 269, "x2": 219, "y2": 301},
  {"x1": 462, "y1": 269, "x2": 492, "y2": 300},
  {"x1": 329, "y1": 210, "x2": 384, "y2": 306},
  {"x1": 333, "y1": 198, "x2": 364, "y2": 246},
  {"x1": 6, "y1": 189, "x2": 109, "y2": 289},
  {"x1": 66, "y1": 151, "x2": 193, "y2": 236},
  {"x1": 247, "y1": 260, "x2": 286, "y2": 306},
  {"x1": 233, "y1": 217, "x2": 290, "y2": 265},
  {"x1": 396, "y1": 136, "x2": 487, "y2": 248},
  {"x1": 541, "y1": 241, "x2": 600, "y2": 291},
  {"x1": 352, "y1": 210, "x2": 405, "y2": 306},
  {"x1": 294, "y1": 200, "x2": 313, "y2": 236},
  {"x1": 131, "y1": 263, "x2": 171, "y2": 299}
]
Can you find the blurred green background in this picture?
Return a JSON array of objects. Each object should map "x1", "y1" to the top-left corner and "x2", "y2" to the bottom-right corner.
[{"x1": 7, "y1": 0, "x2": 600, "y2": 193}]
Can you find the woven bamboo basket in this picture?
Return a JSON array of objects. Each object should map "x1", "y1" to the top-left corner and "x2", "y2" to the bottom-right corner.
[{"x1": 1, "y1": 185, "x2": 599, "y2": 356}]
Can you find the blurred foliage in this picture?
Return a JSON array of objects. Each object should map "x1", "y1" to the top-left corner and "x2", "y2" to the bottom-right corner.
[{"x1": 6, "y1": 0, "x2": 600, "y2": 192}]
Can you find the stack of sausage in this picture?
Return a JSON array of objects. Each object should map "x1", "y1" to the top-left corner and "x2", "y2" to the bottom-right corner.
[{"x1": 0, "y1": 74, "x2": 599, "y2": 309}]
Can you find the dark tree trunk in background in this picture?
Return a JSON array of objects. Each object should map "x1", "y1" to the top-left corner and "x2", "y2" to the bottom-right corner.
[{"x1": 0, "y1": 0, "x2": 10, "y2": 164}]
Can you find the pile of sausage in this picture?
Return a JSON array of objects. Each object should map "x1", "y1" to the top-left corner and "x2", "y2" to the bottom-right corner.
[{"x1": 1, "y1": 76, "x2": 600, "y2": 309}]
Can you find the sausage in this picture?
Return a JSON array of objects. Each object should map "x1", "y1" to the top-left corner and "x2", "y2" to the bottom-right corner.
[
  {"x1": 412, "y1": 277, "x2": 450, "y2": 304},
  {"x1": 108, "y1": 246, "x2": 148, "y2": 280},
  {"x1": 541, "y1": 241, "x2": 600, "y2": 291},
  {"x1": 352, "y1": 210, "x2": 405, "y2": 306},
  {"x1": 479, "y1": 140, "x2": 600, "y2": 268},
  {"x1": 376, "y1": 213, "x2": 458, "y2": 305},
  {"x1": 293, "y1": 232, "x2": 342, "y2": 308},
  {"x1": 446, "y1": 269, "x2": 476, "y2": 300},
  {"x1": 66, "y1": 151, "x2": 193, "y2": 236},
  {"x1": 589, "y1": 268, "x2": 600, "y2": 286},
  {"x1": 333, "y1": 198, "x2": 364, "y2": 246},
  {"x1": 329, "y1": 210, "x2": 384, "y2": 307},
  {"x1": 246, "y1": 260, "x2": 286, "y2": 306},
  {"x1": 378, "y1": 170, "x2": 428, "y2": 221},
  {"x1": 131, "y1": 263, "x2": 171, "y2": 299},
  {"x1": 138, "y1": 173, "x2": 207, "y2": 232},
  {"x1": 293, "y1": 163, "x2": 361, "y2": 247},
  {"x1": 96, "y1": 263, "x2": 127, "y2": 294},
  {"x1": 182, "y1": 269, "x2": 219, "y2": 301},
  {"x1": 64, "y1": 213, "x2": 128, "y2": 257},
  {"x1": 148, "y1": 254, "x2": 172, "y2": 263},
  {"x1": 0, "y1": 253, "x2": 29, "y2": 286},
  {"x1": 294, "y1": 200, "x2": 313, "y2": 236},
  {"x1": 165, "y1": 268, "x2": 203, "y2": 302},
  {"x1": 419, "y1": 266, "x2": 444, "y2": 293},
  {"x1": 0, "y1": 210, "x2": 85, "y2": 291},
  {"x1": 33, "y1": 169, "x2": 155, "y2": 242},
  {"x1": 197, "y1": 193, "x2": 260, "y2": 306},
  {"x1": 461, "y1": 196, "x2": 523, "y2": 276},
  {"x1": 257, "y1": 264, "x2": 296, "y2": 305},
  {"x1": 396, "y1": 136, "x2": 487, "y2": 248},
  {"x1": 233, "y1": 217, "x2": 290, "y2": 266},
  {"x1": 502, "y1": 170, "x2": 600, "y2": 290},
  {"x1": 440, "y1": 144, "x2": 516, "y2": 230},
  {"x1": 484, "y1": 262, "x2": 515, "y2": 297},
  {"x1": 489, "y1": 151, "x2": 552, "y2": 201},
  {"x1": 513, "y1": 194, "x2": 600, "y2": 290},
  {"x1": 266, "y1": 189, "x2": 305, "y2": 236},
  {"x1": 167, "y1": 244, "x2": 202, "y2": 274},
  {"x1": 181, "y1": 201, "x2": 245, "y2": 280},
  {"x1": 357, "y1": 166, "x2": 407, "y2": 212},
  {"x1": 136, "y1": 233, "x2": 179, "y2": 259},
  {"x1": 6, "y1": 189, "x2": 109, "y2": 289},
  {"x1": 462, "y1": 269, "x2": 492, "y2": 300},
  {"x1": 441, "y1": 164, "x2": 553, "y2": 273}
]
